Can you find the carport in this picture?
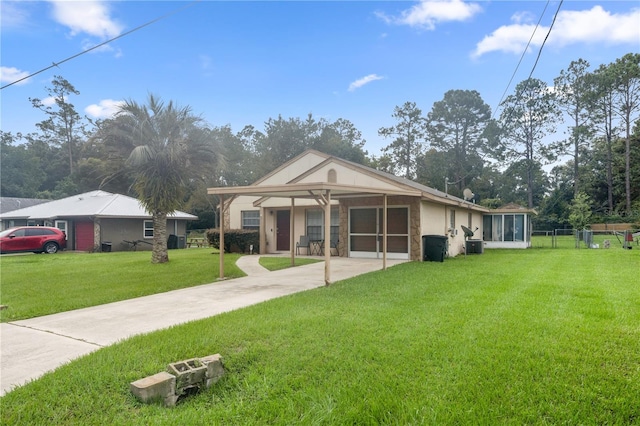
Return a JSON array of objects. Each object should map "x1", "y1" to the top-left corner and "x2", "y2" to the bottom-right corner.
[{"x1": 207, "y1": 182, "x2": 420, "y2": 285}]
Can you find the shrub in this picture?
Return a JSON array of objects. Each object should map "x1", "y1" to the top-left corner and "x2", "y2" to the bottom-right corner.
[{"x1": 206, "y1": 229, "x2": 259, "y2": 253}]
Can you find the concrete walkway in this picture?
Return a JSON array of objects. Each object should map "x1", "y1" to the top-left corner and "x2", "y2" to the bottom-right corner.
[{"x1": 1, "y1": 256, "x2": 405, "y2": 396}]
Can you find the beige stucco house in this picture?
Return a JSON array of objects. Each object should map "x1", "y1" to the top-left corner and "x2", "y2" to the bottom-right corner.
[{"x1": 208, "y1": 150, "x2": 489, "y2": 272}]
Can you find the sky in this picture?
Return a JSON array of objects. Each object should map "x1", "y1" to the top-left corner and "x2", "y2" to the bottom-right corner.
[{"x1": 1, "y1": 0, "x2": 639, "y2": 157}]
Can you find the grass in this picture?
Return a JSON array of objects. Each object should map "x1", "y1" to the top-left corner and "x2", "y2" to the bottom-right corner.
[
  {"x1": 1, "y1": 249, "x2": 639, "y2": 424},
  {"x1": 258, "y1": 256, "x2": 321, "y2": 271},
  {"x1": 0, "y1": 248, "x2": 244, "y2": 322}
]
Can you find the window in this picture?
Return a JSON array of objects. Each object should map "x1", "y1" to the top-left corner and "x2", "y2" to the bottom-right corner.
[
  {"x1": 504, "y1": 215, "x2": 515, "y2": 241},
  {"x1": 144, "y1": 220, "x2": 154, "y2": 238},
  {"x1": 306, "y1": 209, "x2": 323, "y2": 241},
  {"x1": 492, "y1": 216, "x2": 503, "y2": 241},
  {"x1": 241, "y1": 211, "x2": 260, "y2": 230},
  {"x1": 514, "y1": 214, "x2": 525, "y2": 241},
  {"x1": 26, "y1": 228, "x2": 56, "y2": 236},
  {"x1": 449, "y1": 209, "x2": 456, "y2": 232},
  {"x1": 306, "y1": 208, "x2": 339, "y2": 241},
  {"x1": 483, "y1": 216, "x2": 492, "y2": 241}
]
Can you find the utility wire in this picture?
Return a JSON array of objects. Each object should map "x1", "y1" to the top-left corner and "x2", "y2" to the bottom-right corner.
[
  {"x1": 527, "y1": 0, "x2": 564, "y2": 80},
  {"x1": 1, "y1": 0, "x2": 201, "y2": 90},
  {"x1": 492, "y1": 0, "x2": 551, "y2": 119}
]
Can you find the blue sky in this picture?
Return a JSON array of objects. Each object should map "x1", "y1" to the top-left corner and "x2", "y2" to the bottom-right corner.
[{"x1": 1, "y1": 1, "x2": 639, "y2": 156}]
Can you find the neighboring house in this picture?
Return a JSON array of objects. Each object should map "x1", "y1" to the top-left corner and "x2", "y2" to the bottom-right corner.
[
  {"x1": 0, "y1": 197, "x2": 50, "y2": 218},
  {"x1": 208, "y1": 149, "x2": 490, "y2": 262},
  {"x1": 482, "y1": 203, "x2": 537, "y2": 249},
  {"x1": 0, "y1": 190, "x2": 197, "y2": 252}
]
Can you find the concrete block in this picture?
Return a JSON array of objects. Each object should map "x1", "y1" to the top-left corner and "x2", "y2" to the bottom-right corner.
[
  {"x1": 200, "y1": 354, "x2": 225, "y2": 386},
  {"x1": 167, "y1": 358, "x2": 207, "y2": 391},
  {"x1": 130, "y1": 372, "x2": 176, "y2": 406}
]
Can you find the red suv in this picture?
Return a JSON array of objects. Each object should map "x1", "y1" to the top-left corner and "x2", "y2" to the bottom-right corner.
[{"x1": 0, "y1": 226, "x2": 67, "y2": 254}]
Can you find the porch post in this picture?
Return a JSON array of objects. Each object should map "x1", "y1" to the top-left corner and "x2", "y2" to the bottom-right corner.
[
  {"x1": 219, "y1": 195, "x2": 225, "y2": 279},
  {"x1": 324, "y1": 190, "x2": 331, "y2": 286},
  {"x1": 383, "y1": 194, "x2": 387, "y2": 270},
  {"x1": 290, "y1": 197, "x2": 295, "y2": 266}
]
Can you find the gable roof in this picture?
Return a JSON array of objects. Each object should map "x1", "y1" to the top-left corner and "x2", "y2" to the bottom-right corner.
[
  {"x1": 208, "y1": 149, "x2": 488, "y2": 212},
  {"x1": 0, "y1": 190, "x2": 197, "y2": 220}
]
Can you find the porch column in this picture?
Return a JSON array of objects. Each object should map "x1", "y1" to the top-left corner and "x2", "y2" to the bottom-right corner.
[
  {"x1": 324, "y1": 190, "x2": 331, "y2": 286},
  {"x1": 383, "y1": 194, "x2": 387, "y2": 270},
  {"x1": 290, "y1": 197, "x2": 295, "y2": 266},
  {"x1": 260, "y1": 207, "x2": 266, "y2": 254},
  {"x1": 219, "y1": 195, "x2": 225, "y2": 280}
]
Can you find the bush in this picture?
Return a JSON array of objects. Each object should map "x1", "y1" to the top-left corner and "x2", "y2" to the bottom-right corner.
[{"x1": 206, "y1": 229, "x2": 259, "y2": 253}]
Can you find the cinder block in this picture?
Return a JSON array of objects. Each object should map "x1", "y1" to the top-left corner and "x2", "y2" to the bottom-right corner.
[
  {"x1": 200, "y1": 354, "x2": 225, "y2": 386},
  {"x1": 167, "y1": 358, "x2": 207, "y2": 391},
  {"x1": 130, "y1": 372, "x2": 176, "y2": 405}
]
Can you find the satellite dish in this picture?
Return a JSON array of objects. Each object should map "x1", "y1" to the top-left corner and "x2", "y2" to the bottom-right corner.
[
  {"x1": 463, "y1": 188, "x2": 474, "y2": 201},
  {"x1": 461, "y1": 225, "x2": 475, "y2": 238}
]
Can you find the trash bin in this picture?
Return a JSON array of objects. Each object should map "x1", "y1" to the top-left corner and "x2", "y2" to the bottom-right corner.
[
  {"x1": 466, "y1": 239, "x2": 484, "y2": 254},
  {"x1": 422, "y1": 235, "x2": 448, "y2": 262},
  {"x1": 178, "y1": 235, "x2": 186, "y2": 249},
  {"x1": 101, "y1": 242, "x2": 112, "y2": 252},
  {"x1": 167, "y1": 234, "x2": 178, "y2": 249}
]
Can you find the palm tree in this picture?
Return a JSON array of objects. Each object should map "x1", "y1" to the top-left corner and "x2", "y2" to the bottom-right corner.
[{"x1": 102, "y1": 95, "x2": 222, "y2": 263}]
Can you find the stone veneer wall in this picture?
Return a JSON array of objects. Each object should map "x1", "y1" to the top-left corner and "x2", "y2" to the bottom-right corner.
[{"x1": 339, "y1": 196, "x2": 422, "y2": 261}]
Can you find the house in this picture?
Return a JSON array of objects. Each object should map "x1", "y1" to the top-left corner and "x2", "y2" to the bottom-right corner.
[
  {"x1": 482, "y1": 203, "x2": 537, "y2": 249},
  {"x1": 207, "y1": 150, "x2": 490, "y2": 282},
  {"x1": 0, "y1": 190, "x2": 197, "y2": 252},
  {"x1": 0, "y1": 197, "x2": 50, "y2": 215}
]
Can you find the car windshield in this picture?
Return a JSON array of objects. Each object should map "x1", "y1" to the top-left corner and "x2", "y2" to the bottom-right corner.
[{"x1": 0, "y1": 228, "x2": 19, "y2": 238}]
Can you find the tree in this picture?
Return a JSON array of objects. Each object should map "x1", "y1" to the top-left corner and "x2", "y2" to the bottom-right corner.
[
  {"x1": 251, "y1": 114, "x2": 319, "y2": 176},
  {"x1": 610, "y1": 53, "x2": 640, "y2": 214},
  {"x1": 499, "y1": 78, "x2": 562, "y2": 208},
  {"x1": 426, "y1": 89, "x2": 492, "y2": 192},
  {"x1": 568, "y1": 192, "x2": 593, "y2": 230},
  {"x1": 94, "y1": 95, "x2": 222, "y2": 263},
  {"x1": 29, "y1": 75, "x2": 87, "y2": 176},
  {"x1": 313, "y1": 118, "x2": 368, "y2": 165},
  {"x1": 378, "y1": 101, "x2": 427, "y2": 180},
  {"x1": 0, "y1": 131, "x2": 46, "y2": 197},
  {"x1": 554, "y1": 59, "x2": 593, "y2": 196}
]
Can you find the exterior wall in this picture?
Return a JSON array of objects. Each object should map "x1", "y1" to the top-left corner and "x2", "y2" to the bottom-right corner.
[
  {"x1": 99, "y1": 218, "x2": 189, "y2": 251},
  {"x1": 420, "y1": 201, "x2": 484, "y2": 257}
]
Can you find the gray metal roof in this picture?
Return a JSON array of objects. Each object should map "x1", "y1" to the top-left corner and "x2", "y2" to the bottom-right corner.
[{"x1": 0, "y1": 190, "x2": 197, "y2": 220}]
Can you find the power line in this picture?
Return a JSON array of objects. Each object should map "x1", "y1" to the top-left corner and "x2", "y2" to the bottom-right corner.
[
  {"x1": 1, "y1": 0, "x2": 201, "y2": 90},
  {"x1": 527, "y1": 0, "x2": 564, "y2": 80},
  {"x1": 492, "y1": 0, "x2": 551, "y2": 119}
]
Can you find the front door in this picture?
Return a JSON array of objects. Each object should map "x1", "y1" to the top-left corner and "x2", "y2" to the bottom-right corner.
[
  {"x1": 75, "y1": 221, "x2": 94, "y2": 251},
  {"x1": 276, "y1": 210, "x2": 290, "y2": 251}
]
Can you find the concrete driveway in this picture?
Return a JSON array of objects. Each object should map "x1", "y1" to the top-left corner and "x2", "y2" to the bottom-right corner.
[{"x1": 1, "y1": 256, "x2": 406, "y2": 396}]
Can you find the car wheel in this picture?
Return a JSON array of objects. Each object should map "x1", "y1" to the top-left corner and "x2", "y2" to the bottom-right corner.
[{"x1": 43, "y1": 242, "x2": 59, "y2": 254}]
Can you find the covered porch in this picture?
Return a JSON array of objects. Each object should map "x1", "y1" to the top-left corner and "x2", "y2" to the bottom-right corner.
[{"x1": 207, "y1": 182, "x2": 420, "y2": 285}]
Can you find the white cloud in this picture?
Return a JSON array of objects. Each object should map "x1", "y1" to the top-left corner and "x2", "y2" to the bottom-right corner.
[
  {"x1": 473, "y1": 6, "x2": 640, "y2": 57},
  {"x1": 48, "y1": 0, "x2": 123, "y2": 39},
  {"x1": 0, "y1": 2, "x2": 31, "y2": 30},
  {"x1": 0, "y1": 66, "x2": 31, "y2": 86},
  {"x1": 377, "y1": 0, "x2": 482, "y2": 30},
  {"x1": 42, "y1": 97, "x2": 57, "y2": 107},
  {"x1": 85, "y1": 99, "x2": 124, "y2": 119},
  {"x1": 349, "y1": 74, "x2": 384, "y2": 92}
]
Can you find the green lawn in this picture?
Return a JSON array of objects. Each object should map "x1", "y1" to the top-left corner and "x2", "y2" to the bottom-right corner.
[
  {"x1": 259, "y1": 256, "x2": 321, "y2": 271},
  {"x1": 1, "y1": 249, "x2": 639, "y2": 424},
  {"x1": 0, "y1": 248, "x2": 244, "y2": 322}
]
